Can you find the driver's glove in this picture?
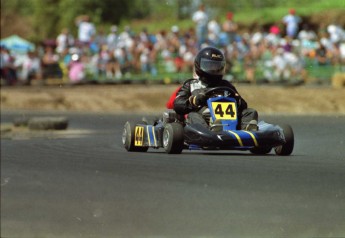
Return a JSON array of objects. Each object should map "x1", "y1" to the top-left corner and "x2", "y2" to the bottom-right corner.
[{"x1": 189, "y1": 93, "x2": 207, "y2": 107}]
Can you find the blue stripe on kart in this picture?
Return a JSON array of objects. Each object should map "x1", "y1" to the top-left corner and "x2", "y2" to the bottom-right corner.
[
  {"x1": 151, "y1": 126, "x2": 157, "y2": 147},
  {"x1": 146, "y1": 126, "x2": 151, "y2": 146},
  {"x1": 146, "y1": 125, "x2": 157, "y2": 147}
]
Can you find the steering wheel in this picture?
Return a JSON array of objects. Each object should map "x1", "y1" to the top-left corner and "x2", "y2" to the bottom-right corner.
[{"x1": 204, "y1": 86, "x2": 240, "y2": 99}]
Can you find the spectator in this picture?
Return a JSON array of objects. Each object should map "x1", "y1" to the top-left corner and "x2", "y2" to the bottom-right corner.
[
  {"x1": 56, "y1": 28, "x2": 74, "y2": 55},
  {"x1": 107, "y1": 25, "x2": 119, "y2": 51},
  {"x1": 94, "y1": 26, "x2": 107, "y2": 49},
  {"x1": 88, "y1": 35, "x2": 100, "y2": 54},
  {"x1": 282, "y1": 8, "x2": 302, "y2": 38},
  {"x1": 41, "y1": 46, "x2": 62, "y2": 79},
  {"x1": 339, "y1": 42, "x2": 345, "y2": 70},
  {"x1": 167, "y1": 25, "x2": 183, "y2": 72},
  {"x1": 168, "y1": 25, "x2": 182, "y2": 49},
  {"x1": 222, "y1": 12, "x2": 238, "y2": 44},
  {"x1": 327, "y1": 42, "x2": 341, "y2": 66},
  {"x1": 243, "y1": 52, "x2": 256, "y2": 84},
  {"x1": 97, "y1": 44, "x2": 111, "y2": 80},
  {"x1": 315, "y1": 41, "x2": 329, "y2": 65},
  {"x1": 266, "y1": 23, "x2": 281, "y2": 46},
  {"x1": 181, "y1": 41, "x2": 197, "y2": 72},
  {"x1": 139, "y1": 42, "x2": 157, "y2": 76},
  {"x1": 118, "y1": 26, "x2": 135, "y2": 58},
  {"x1": 192, "y1": 4, "x2": 209, "y2": 49},
  {"x1": 0, "y1": 46, "x2": 17, "y2": 85},
  {"x1": 327, "y1": 24, "x2": 345, "y2": 44},
  {"x1": 207, "y1": 18, "x2": 221, "y2": 46},
  {"x1": 68, "y1": 53, "x2": 85, "y2": 83},
  {"x1": 281, "y1": 36, "x2": 293, "y2": 52},
  {"x1": 155, "y1": 29, "x2": 168, "y2": 52},
  {"x1": 298, "y1": 24, "x2": 317, "y2": 42},
  {"x1": 251, "y1": 27, "x2": 265, "y2": 46},
  {"x1": 272, "y1": 47, "x2": 289, "y2": 81},
  {"x1": 19, "y1": 51, "x2": 42, "y2": 85},
  {"x1": 285, "y1": 50, "x2": 306, "y2": 81},
  {"x1": 75, "y1": 15, "x2": 96, "y2": 46},
  {"x1": 106, "y1": 49, "x2": 122, "y2": 80},
  {"x1": 260, "y1": 43, "x2": 275, "y2": 82},
  {"x1": 139, "y1": 27, "x2": 149, "y2": 43}
]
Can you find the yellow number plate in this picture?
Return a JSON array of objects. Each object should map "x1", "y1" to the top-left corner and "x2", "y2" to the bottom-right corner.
[{"x1": 211, "y1": 102, "x2": 237, "y2": 120}]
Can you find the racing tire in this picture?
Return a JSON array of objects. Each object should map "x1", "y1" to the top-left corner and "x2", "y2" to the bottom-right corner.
[
  {"x1": 275, "y1": 124, "x2": 294, "y2": 156},
  {"x1": 163, "y1": 122, "x2": 184, "y2": 154},
  {"x1": 250, "y1": 146, "x2": 272, "y2": 155},
  {"x1": 122, "y1": 121, "x2": 149, "y2": 152}
]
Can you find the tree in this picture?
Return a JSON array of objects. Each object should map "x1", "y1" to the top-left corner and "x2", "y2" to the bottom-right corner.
[{"x1": 30, "y1": 0, "x2": 138, "y2": 40}]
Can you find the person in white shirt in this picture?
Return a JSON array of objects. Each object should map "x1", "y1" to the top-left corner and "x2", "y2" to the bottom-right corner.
[
  {"x1": 75, "y1": 15, "x2": 96, "y2": 45},
  {"x1": 282, "y1": 9, "x2": 301, "y2": 39},
  {"x1": 56, "y1": 28, "x2": 74, "y2": 55},
  {"x1": 20, "y1": 51, "x2": 42, "y2": 84},
  {"x1": 272, "y1": 47, "x2": 289, "y2": 81},
  {"x1": 327, "y1": 24, "x2": 345, "y2": 44},
  {"x1": 192, "y1": 4, "x2": 208, "y2": 49},
  {"x1": 107, "y1": 25, "x2": 118, "y2": 51},
  {"x1": 207, "y1": 18, "x2": 221, "y2": 46}
]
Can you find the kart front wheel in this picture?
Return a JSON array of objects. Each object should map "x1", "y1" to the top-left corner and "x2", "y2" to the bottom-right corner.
[
  {"x1": 275, "y1": 124, "x2": 294, "y2": 156},
  {"x1": 122, "y1": 121, "x2": 149, "y2": 152},
  {"x1": 163, "y1": 122, "x2": 184, "y2": 154}
]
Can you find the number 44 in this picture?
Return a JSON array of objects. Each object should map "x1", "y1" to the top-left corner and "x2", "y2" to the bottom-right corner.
[{"x1": 214, "y1": 103, "x2": 236, "y2": 118}]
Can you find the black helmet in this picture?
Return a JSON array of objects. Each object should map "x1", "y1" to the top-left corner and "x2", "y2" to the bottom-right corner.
[{"x1": 194, "y1": 46, "x2": 226, "y2": 84}]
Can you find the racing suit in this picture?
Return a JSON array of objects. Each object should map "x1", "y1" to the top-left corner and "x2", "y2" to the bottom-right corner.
[{"x1": 173, "y1": 78, "x2": 258, "y2": 130}]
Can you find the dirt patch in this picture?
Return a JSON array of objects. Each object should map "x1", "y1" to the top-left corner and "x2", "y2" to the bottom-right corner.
[{"x1": 1, "y1": 84, "x2": 345, "y2": 115}]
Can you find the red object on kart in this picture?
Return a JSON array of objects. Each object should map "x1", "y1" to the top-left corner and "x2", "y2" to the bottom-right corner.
[{"x1": 166, "y1": 86, "x2": 182, "y2": 109}]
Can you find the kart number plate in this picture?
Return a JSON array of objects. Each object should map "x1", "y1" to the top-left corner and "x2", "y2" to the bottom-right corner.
[
  {"x1": 211, "y1": 102, "x2": 237, "y2": 120},
  {"x1": 134, "y1": 126, "x2": 144, "y2": 146}
]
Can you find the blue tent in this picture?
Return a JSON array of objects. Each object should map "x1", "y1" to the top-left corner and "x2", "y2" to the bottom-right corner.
[{"x1": 0, "y1": 35, "x2": 35, "y2": 53}]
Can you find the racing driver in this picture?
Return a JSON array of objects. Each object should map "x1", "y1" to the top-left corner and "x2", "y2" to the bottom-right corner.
[{"x1": 173, "y1": 46, "x2": 259, "y2": 131}]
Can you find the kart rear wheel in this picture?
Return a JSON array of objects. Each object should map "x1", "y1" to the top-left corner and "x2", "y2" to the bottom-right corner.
[
  {"x1": 122, "y1": 121, "x2": 149, "y2": 152},
  {"x1": 250, "y1": 146, "x2": 272, "y2": 155},
  {"x1": 163, "y1": 122, "x2": 184, "y2": 154},
  {"x1": 275, "y1": 124, "x2": 294, "y2": 156}
]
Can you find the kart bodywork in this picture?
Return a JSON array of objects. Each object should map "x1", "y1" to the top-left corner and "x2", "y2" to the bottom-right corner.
[{"x1": 122, "y1": 87, "x2": 294, "y2": 155}]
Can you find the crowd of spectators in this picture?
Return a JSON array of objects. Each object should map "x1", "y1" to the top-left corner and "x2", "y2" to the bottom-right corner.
[{"x1": 1, "y1": 8, "x2": 345, "y2": 86}]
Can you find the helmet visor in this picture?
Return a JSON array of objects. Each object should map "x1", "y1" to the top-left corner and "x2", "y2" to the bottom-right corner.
[{"x1": 200, "y1": 58, "x2": 225, "y2": 75}]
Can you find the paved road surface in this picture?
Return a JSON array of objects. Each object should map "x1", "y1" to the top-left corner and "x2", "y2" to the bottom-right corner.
[{"x1": 1, "y1": 111, "x2": 345, "y2": 237}]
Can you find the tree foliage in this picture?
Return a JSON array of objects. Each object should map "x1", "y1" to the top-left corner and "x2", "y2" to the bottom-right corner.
[
  {"x1": 2, "y1": 0, "x2": 344, "y2": 41},
  {"x1": 2, "y1": 0, "x2": 143, "y2": 40}
]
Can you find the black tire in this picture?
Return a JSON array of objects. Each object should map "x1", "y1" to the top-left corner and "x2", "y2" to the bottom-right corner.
[
  {"x1": 122, "y1": 121, "x2": 149, "y2": 152},
  {"x1": 275, "y1": 124, "x2": 294, "y2": 156},
  {"x1": 250, "y1": 146, "x2": 272, "y2": 155},
  {"x1": 163, "y1": 122, "x2": 184, "y2": 154}
]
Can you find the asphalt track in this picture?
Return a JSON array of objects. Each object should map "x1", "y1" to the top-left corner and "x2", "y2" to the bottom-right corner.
[{"x1": 1, "y1": 111, "x2": 345, "y2": 237}]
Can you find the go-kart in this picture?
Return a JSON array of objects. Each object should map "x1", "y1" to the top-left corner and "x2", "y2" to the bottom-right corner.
[{"x1": 122, "y1": 86, "x2": 294, "y2": 155}]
